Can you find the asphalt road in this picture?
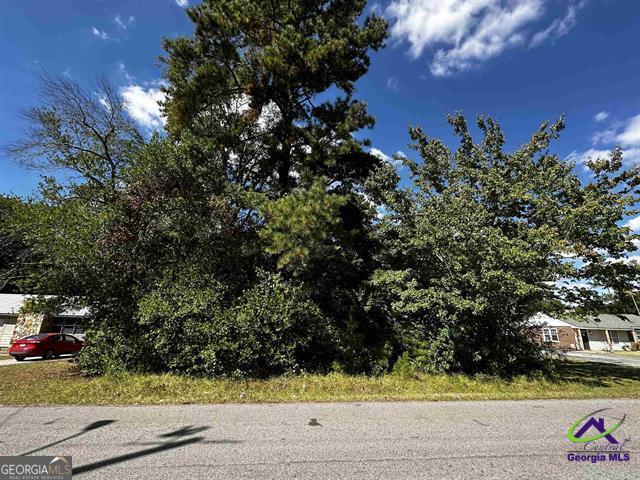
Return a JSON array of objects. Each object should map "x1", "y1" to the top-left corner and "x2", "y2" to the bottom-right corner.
[{"x1": 1, "y1": 400, "x2": 639, "y2": 479}]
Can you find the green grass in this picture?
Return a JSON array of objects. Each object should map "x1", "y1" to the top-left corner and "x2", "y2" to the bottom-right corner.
[
  {"x1": 0, "y1": 355, "x2": 11, "y2": 361},
  {"x1": 1, "y1": 360, "x2": 640, "y2": 405},
  {"x1": 578, "y1": 350, "x2": 640, "y2": 357},
  {"x1": 611, "y1": 351, "x2": 640, "y2": 357}
]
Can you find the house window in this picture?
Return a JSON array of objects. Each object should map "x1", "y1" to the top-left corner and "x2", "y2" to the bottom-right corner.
[
  {"x1": 542, "y1": 328, "x2": 559, "y2": 343},
  {"x1": 50, "y1": 318, "x2": 84, "y2": 335},
  {"x1": 610, "y1": 331, "x2": 620, "y2": 344}
]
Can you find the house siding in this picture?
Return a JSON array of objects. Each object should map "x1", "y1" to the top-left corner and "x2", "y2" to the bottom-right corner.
[
  {"x1": 538, "y1": 326, "x2": 577, "y2": 350},
  {"x1": 0, "y1": 315, "x2": 17, "y2": 349},
  {"x1": 585, "y1": 330, "x2": 608, "y2": 351},
  {"x1": 609, "y1": 330, "x2": 635, "y2": 351}
]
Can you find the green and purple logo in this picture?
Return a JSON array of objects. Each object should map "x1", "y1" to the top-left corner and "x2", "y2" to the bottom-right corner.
[
  {"x1": 566, "y1": 408, "x2": 631, "y2": 464},
  {"x1": 567, "y1": 409, "x2": 625, "y2": 444}
]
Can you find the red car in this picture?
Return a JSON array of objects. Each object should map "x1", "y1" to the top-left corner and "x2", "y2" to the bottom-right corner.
[{"x1": 9, "y1": 333, "x2": 84, "y2": 361}]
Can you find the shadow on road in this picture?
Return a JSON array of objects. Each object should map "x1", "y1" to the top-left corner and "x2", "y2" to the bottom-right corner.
[
  {"x1": 19, "y1": 420, "x2": 116, "y2": 456},
  {"x1": 73, "y1": 425, "x2": 242, "y2": 476},
  {"x1": 16, "y1": 416, "x2": 241, "y2": 476}
]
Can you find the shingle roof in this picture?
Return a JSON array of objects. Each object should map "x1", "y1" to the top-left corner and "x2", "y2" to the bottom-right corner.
[
  {"x1": 529, "y1": 313, "x2": 575, "y2": 328},
  {"x1": 0, "y1": 294, "x2": 88, "y2": 317},
  {"x1": 562, "y1": 313, "x2": 640, "y2": 330}
]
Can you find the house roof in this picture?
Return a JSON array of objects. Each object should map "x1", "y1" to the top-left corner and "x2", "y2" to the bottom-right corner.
[
  {"x1": 561, "y1": 313, "x2": 640, "y2": 331},
  {"x1": 0, "y1": 294, "x2": 88, "y2": 317},
  {"x1": 528, "y1": 313, "x2": 574, "y2": 328}
]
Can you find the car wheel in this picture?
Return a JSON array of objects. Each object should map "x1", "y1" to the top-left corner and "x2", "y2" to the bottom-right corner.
[
  {"x1": 15, "y1": 356, "x2": 25, "y2": 362},
  {"x1": 43, "y1": 350, "x2": 55, "y2": 360}
]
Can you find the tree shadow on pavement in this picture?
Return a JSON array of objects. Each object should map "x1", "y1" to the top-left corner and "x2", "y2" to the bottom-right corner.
[
  {"x1": 73, "y1": 425, "x2": 242, "y2": 476},
  {"x1": 19, "y1": 420, "x2": 116, "y2": 456}
]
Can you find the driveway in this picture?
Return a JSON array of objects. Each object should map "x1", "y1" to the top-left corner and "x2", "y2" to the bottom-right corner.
[
  {"x1": 0, "y1": 400, "x2": 638, "y2": 479},
  {"x1": 0, "y1": 355, "x2": 75, "y2": 367},
  {"x1": 566, "y1": 351, "x2": 640, "y2": 368}
]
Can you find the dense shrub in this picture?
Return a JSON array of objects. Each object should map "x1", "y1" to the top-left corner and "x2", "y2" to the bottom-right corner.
[
  {"x1": 79, "y1": 271, "x2": 337, "y2": 379},
  {"x1": 199, "y1": 271, "x2": 337, "y2": 378}
]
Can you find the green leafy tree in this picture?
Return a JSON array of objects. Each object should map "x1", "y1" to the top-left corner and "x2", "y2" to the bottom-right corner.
[
  {"x1": 374, "y1": 114, "x2": 640, "y2": 375},
  {"x1": 132, "y1": 0, "x2": 392, "y2": 373},
  {"x1": 5, "y1": 76, "x2": 143, "y2": 309},
  {"x1": 0, "y1": 196, "x2": 34, "y2": 292},
  {"x1": 162, "y1": 0, "x2": 387, "y2": 194}
]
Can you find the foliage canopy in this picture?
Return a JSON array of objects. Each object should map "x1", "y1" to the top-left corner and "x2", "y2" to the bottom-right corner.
[{"x1": 4, "y1": 1, "x2": 640, "y2": 378}]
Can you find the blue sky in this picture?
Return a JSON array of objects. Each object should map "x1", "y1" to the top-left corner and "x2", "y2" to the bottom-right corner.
[{"x1": 2, "y1": 0, "x2": 640, "y2": 222}]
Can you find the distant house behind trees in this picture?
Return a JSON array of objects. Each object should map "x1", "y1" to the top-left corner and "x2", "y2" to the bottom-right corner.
[
  {"x1": 530, "y1": 313, "x2": 640, "y2": 351},
  {"x1": 0, "y1": 294, "x2": 87, "y2": 349}
]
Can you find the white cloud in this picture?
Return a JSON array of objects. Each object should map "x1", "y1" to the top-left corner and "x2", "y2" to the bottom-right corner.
[
  {"x1": 119, "y1": 84, "x2": 166, "y2": 131},
  {"x1": 589, "y1": 114, "x2": 640, "y2": 149},
  {"x1": 607, "y1": 255, "x2": 640, "y2": 265},
  {"x1": 566, "y1": 147, "x2": 640, "y2": 171},
  {"x1": 115, "y1": 15, "x2": 135, "y2": 30},
  {"x1": 370, "y1": 147, "x2": 392, "y2": 163},
  {"x1": 369, "y1": 2, "x2": 383, "y2": 15},
  {"x1": 593, "y1": 111, "x2": 609, "y2": 123},
  {"x1": 386, "y1": 0, "x2": 583, "y2": 77},
  {"x1": 529, "y1": 1, "x2": 584, "y2": 48},
  {"x1": 91, "y1": 27, "x2": 110, "y2": 41},
  {"x1": 370, "y1": 147, "x2": 404, "y2": 168},
  {"x1": 617, "y1": 114, "x2": 640, "y2": 147},
  {"x1": 175, "y1": 0, "x2": 189, "y2": 7},
  {"x1": 386, "y1": 76, "x2": 399, "y2": 91},
  {"x1": 116, "y1": 62, "x2": 135, "y2": 84},
  {"x1": 591, "y1": 127, "x2": 617, "y2": 145},
  {"x1": 566, "y1": 148, "x2": 612, "y2": 168},
  {"x1": 625, "y1": 216, "x2": 640, "y2": 233}
]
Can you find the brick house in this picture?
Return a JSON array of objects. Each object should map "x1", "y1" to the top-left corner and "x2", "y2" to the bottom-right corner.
[
  {"x1": 562, "y1": 314, "x2": 640, "y2": 351},
  {"x1": 530, "y1": 312, "x2": 640, "y2": 351},
  {"x1": 529, "y1": 313, "x2": 580, "y2": 350}
]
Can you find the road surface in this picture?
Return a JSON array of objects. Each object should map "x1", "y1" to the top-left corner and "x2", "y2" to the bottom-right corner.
[{"x1": 1, "y1": 400, "x2": 639, "y2": 479}]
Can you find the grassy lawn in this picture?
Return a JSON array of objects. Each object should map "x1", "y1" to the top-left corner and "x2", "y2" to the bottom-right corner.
[
  {"x1": 0, "y1": 355, "x2": 11, "y2": 361},
  {"x1": 579, "y1": 350, "x2": 640, "y2": 357},
  {"x1": 612, "y1": 351, "x2": 640, "y2": 357},
  {"x1": 1, "y1": 360, "x2": 640, "y2": 405}
]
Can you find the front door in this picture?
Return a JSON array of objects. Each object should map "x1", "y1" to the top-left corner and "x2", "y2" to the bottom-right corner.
[{"x1": 580, "y1": 329, "x2": 590, "y2": 350}]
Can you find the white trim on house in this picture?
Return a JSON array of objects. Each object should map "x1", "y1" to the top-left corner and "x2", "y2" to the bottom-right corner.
[
  {"x1": 542, "y1": 327, "x2": 559, "y2": 343},
  {"x1": 532, "y1": 312, "x2": 640, "y2": 351},
  {"x1": 0, "y1": 294, "x2": 88, "y2": 317}
]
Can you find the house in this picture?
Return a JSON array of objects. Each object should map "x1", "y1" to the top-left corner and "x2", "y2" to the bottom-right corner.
[
  {"x1": 529, "y1": 313, "x2": 581, "y2": 350},
  {"x1": 530, "y1": 312, "x2": 640, "y2": 351},
  {"x1": 0, "y1": 294, "x2": 87, "y2": 350},
  {"x1": 563, "y1": 314, "x2": 640, "y2": 351}
]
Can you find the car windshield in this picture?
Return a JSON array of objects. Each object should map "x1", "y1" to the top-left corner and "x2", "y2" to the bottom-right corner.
[{"x1": 21, "y1": 334, "x2": 49, "y2": 341}]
